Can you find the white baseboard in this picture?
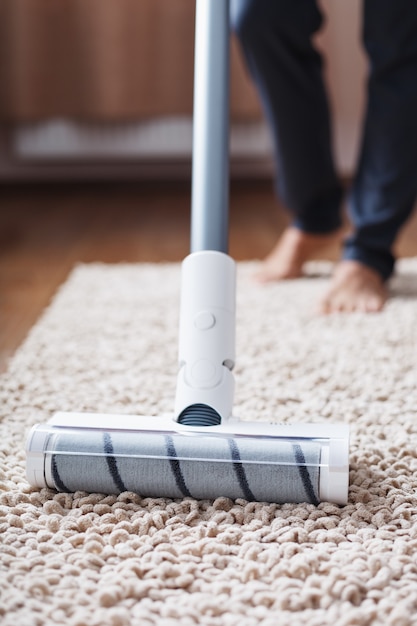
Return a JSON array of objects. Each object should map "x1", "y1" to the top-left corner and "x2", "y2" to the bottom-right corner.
[{"x1": 0, "y1": 118, "x2": 275, "y2": 181}]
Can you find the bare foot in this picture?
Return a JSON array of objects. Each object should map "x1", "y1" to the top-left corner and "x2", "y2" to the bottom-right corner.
[
  {"x1": 318, "y1": 260, "x2": 387, "y2": 314},
  {"x1": 254, "y1": 226, "x2": 343, "y2": 283}
]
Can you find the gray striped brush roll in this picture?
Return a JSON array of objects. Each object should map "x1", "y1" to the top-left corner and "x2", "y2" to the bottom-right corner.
[{"x1": 45, "y1": 429, "x2": 321, "y2": 504}]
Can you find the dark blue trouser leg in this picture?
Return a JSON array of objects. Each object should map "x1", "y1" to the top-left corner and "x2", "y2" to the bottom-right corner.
[
  {"x1": 344, "y1": 0, "x2": 417, "y2": 279},
  {"x1": 231, "y1": 0, "x2": 343, "y2": 234}
]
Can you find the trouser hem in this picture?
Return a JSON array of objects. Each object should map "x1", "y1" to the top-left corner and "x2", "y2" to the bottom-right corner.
[{"x1": 342, "y1": 243, "x2": 394, "y2": 281}]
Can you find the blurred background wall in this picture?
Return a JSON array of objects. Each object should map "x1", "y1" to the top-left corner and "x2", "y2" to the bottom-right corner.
[{"x1": 0, "y1": 0, "x2": 367, "y2": 181}]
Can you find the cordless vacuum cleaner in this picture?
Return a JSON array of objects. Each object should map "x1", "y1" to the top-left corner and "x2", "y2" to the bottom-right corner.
[{"x1": 25, "y1": 0, "x2": 349, "y2": 505}]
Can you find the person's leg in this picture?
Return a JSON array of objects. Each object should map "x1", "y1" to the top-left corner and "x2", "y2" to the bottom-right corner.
[
  {"x1": 231, "y1": 0, "x2": 344, "y2": 280},
  {"x1": 320, "y1": 0, "x2": 417, "y2": 312}
]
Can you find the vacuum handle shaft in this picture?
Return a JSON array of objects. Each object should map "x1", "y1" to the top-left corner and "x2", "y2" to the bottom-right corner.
[{"x1": 191, "y1": 0, "x2": 230, "y2": 253}]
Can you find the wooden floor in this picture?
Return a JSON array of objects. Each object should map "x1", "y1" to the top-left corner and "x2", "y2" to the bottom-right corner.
[{"x1": 1, "y1": 179, "x2": 417, "y2": 372}]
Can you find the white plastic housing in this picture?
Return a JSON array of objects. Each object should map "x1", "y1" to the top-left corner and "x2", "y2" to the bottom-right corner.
[{"x1": 175, "y1": 251, "x2": 236, "y2": 420}]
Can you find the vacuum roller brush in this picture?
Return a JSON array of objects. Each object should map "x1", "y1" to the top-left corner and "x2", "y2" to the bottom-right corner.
[{"x1": 26, "y1": 413, "x2": 349, "y2": 505}]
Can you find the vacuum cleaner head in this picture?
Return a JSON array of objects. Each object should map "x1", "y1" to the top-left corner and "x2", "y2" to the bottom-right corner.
[{"x1": 26, "y1": 412, "x2": 349, "y2": 505}]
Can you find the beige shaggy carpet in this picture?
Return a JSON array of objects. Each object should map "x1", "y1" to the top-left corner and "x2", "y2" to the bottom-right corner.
[{"x1": 1, "y1": 259, "x2": 417, "y2": 626}]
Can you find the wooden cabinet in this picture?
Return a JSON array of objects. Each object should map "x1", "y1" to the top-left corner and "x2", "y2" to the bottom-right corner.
[
  {"x1": 0, "y1": 0, "x2": 366, "y2": 178},
  {"x1": 0, "y1": 0, "x2": 260, "y2": 122}
]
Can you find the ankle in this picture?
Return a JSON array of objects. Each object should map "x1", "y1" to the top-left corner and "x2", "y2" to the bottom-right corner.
[{"x1": 337, "y1": 260, "x2": 385, "y2": 284}]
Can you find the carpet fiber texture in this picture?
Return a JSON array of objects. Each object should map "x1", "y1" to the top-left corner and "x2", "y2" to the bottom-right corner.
[{"x1": 1, "y1": 260, "x2": 417, "y2": 626}]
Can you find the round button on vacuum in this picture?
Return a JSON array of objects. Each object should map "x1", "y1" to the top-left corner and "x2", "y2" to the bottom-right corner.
[{"x1": 194, "y1": 311, "x2": 216, "y2": 330}]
